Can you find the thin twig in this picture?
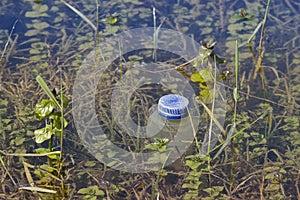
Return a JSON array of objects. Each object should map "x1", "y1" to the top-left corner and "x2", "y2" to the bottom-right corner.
[{"x1": 1, "y1": 150, "x2": 61, "y2": 157}]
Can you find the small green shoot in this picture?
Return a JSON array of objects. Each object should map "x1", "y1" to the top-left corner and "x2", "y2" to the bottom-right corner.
[{"x1": 145, "y1": 138, "x2": 169, "y2": 152}]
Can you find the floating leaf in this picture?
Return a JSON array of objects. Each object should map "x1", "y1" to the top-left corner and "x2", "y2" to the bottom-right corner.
[
  {"x1": 32, "y1": 22, "x2": 50, "y2": 30},
  {"x1": 25, "y1": 11, "x2": 39, "y2": 18},
  {"x1": 29, "y1": 49, "x2": 40, "y2": 54},
  {"x1": 54, "y1": 16, "x2": 63, "y2": 23},
  {"x1": 25, "y1": 29, "x2": 40, "y2": 37},
  {"x1": 50, "y1": 6, "x2": 59, "y2": 12},
  {"x1": 201, "y1": 27, "x2": 213, "y2": 35},
  {"x1": 36, "y1": 4, "x2": 48, "y2": 13},
  {"x1": 231, "y1": 9, "x2": 254, "y2": 22},
  {"x1": 25, "y1": 11, "x2": 49, "y2": 18}
]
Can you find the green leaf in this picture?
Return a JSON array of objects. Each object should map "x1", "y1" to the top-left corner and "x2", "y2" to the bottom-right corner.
[
  {"x1": 40, "y1": 164, "x2": 54, "y2": 173},
  {"x1": 35, "y1": 147, "x2": 48, "y2": 154},
  {"x1": 182, "y1": 183, "x2": 200, "y2": 190},
  {"x1": 34, "y1": 125, "x2": 53, "y2": 143},
  {"x1": 57, "y1": 94, "x2": 69, "y2": 109},
  {"x1": 35, "y1": 99, "x2": 56, "y2": 120},
  {"x1": 203, "y1": 186, "x2": 224, "y2": 197},
  {"x1": 185, "y1": 160, "x2": 202, "y2": 170},
  {"x1": 199, "y1": 69, "x2": 211, "y2": 82},
  {"x1": 36, "y1": 76, "x2": 62, "y2": 110},
  {"x1": 199, "y1": 89, "x2": 210, "y2": 98},
  {"x1": 145, "y1": 138, "x2": 169, "y2": 152},
  {"x1": 14, "y1": 137, "x2": 25, "y2": 146},
  {"x1": 231, "y1": 9, "x2": 254, "y2": 22},
  {"x1": 198, "y1": 48, "x2": 213, "y2": 62},
  {"x1": 32, "y1": 22, "x2": 50, "y2": 30},
  {"x1": 105, "y1": 13, "x2": 120, "y2": 25},
  {"x1": 78, "y1": 185, "x2": 104, "y2": 196},
  {"x1": 35, "y1": 148, "x2": 58, "y2": 159},
  {"x1": 29, "y1": 49, "x2": 40, "y2": 54},
  {"x1": 36, "y1": 4, "x2": 48, "y2": 13},
  {"x1": 49, "y1": 112, "x2": 68, "y2": 130},
  {"x1": 25, "y1": 29, "x2": 41, "y2": 37},
  {"x1": 190, "y1": 73, "x2": 205, "y2": 83},
  {"x1": 25, "y1": 11, "x2": 49, "y2": 18},
  {"x1": 279, "y1": 168, "x2": 287, "y2": 174},
  {"x1": 0, "y1": 99, "x2": 8, "y2": 107},
  {"x1": 83, "y1": 161, "x2": 97, "y2": 167}
]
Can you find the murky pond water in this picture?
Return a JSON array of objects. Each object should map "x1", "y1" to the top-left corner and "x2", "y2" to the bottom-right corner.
[{"x1": 0, "y1": 0, "x2": 300, "y2": 199}]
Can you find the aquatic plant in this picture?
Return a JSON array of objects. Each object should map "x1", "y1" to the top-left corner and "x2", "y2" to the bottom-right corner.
[{"x1": 1, "y1": 0, "x2": 300, "y2": 199}]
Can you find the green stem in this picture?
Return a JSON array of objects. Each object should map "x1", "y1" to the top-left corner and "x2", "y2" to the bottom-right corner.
[
  {"x1": 153, "y1": 7, "x2": 157, "y2": 61},
  {"x1": 49, "y1": 134, "x2": 53, "y2": 167},
  {"x1": 255, "y1": 0, "x2": 271, "y2": 97},
  {"x1": 230, "y1": 40, "x2": 239, "y2": 192},
  {"x1": 58, "y1": 68, "x2": 64, "y2": 166}
]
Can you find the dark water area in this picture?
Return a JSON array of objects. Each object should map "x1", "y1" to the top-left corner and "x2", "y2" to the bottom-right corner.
[{"x1": 0, "y1": 0, "x2": 300, "y2": 199}]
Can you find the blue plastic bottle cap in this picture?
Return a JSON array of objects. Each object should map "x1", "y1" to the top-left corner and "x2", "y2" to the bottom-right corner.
[{"x1": 158, "y1": 94, "x2": 189, "y2": 120}]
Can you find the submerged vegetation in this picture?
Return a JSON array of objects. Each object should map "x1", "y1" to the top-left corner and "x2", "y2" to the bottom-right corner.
[{"x1": 0, "y1": 0, "x2": 300, "y2": 199}]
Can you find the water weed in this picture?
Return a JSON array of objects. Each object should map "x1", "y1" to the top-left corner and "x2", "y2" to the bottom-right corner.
[{"x1": 0, "y1": 0, "x2": 300, "y2": 199}]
